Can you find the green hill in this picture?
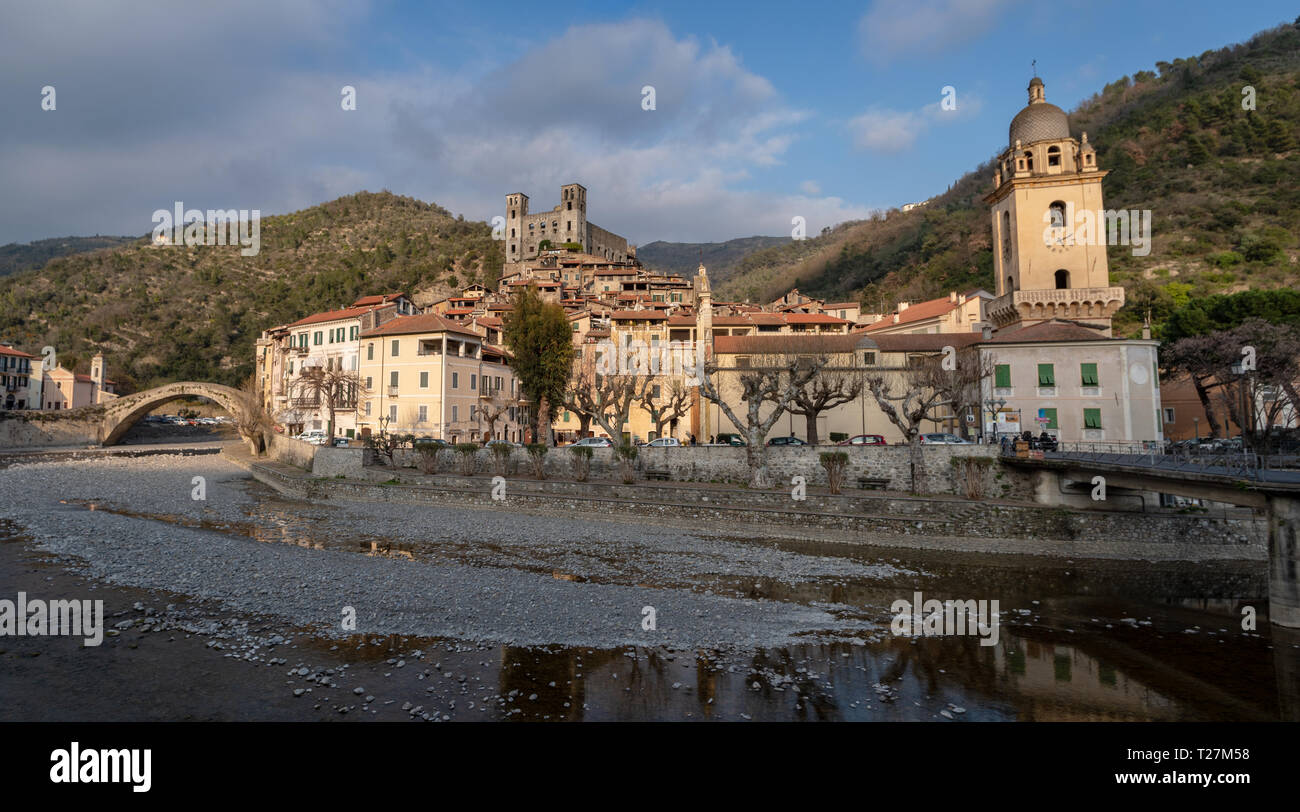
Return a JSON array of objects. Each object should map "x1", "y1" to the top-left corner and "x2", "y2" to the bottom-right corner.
[
  {"x1": 0, "y1": 191, "x2": 502, "y2": 390},
  {"x1": 0, "y1": 235, "x2": 137, "y2": 279},
  {"x1": 720, "y1": 20, "x2": 1300, "y2": 336},
  {"x1": 637, "y1": 236, "x2": 791, "y2": 284}
]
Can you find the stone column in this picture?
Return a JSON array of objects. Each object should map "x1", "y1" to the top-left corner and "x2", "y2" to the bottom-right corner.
[{"x1": 1268, "y1": 494, "x2": 1300, "y2": 628}]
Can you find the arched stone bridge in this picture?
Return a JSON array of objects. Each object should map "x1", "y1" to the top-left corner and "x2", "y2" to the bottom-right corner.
[
  {"x1": 0, "y1": 381, "x2": 244, "y2": 448},
  {"x1": 98, "y1": 381, "x2": 244, "y2": 445}
]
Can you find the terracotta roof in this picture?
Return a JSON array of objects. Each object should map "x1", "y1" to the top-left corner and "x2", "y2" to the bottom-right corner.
[
  {"x1": 360, "y1": 313, "x2": 480, "y2": 339},
  {"x1": 980, "y1": 320, "x2": 1112, "y2": 344},
  {"x1": 475, "y1": 317, "x2": 503, "y2": 327},
  {"x1": 784, "y1": 313, "x2": 851, "y2": 325},
  {"x1": 862, "y1": 296, "x2": 959, "y2": 331},
  {"x1": 0, "y1": 346, "x2": 35, "y2": 359},
  {"x1": 823, "y1": 302, "x2": 859, "y2": 309},
  {"x1": 712, "y1": 315, "x2": 756, "y2": 327},
  {"x1": 444, "y1": 308, "x2": 475, "y2": 315},
  {"x1": 714, "y1": 334, "x2": 861, "y2": 355},
  {"x1": 864, "y1": 333, "x2": 982, "y2": 351},
  {"x1": 610, "y1": 310, "x2": 666, "y2": 321},
  {"x1": 350, "y1": 292, "x2": 405, "y2": 306},
  {"x1": 286, "y1": 306, "x2": 374, "y2": 328}
]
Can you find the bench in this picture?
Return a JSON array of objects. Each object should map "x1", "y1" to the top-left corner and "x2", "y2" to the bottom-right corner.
[
  {"x1": 645, "y1": 468, "x2": 671, "y2": 481},
  {"x1": 857, "y1": 476, "x2": 890, "y2": 490}
]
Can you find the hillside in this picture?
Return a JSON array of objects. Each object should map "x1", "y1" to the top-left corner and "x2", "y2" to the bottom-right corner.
[
  {"x1": 637, "y1": 235, "x2": 791, "y2": 284},
  {"x1": 0, "y1": 235, "x2": 136, "y2": 279},
  {"x1": 720, "y1": 20, "x2": 1300, "y2": 337},
  {"x1": 0, "y1": 191, "x2": 502, "y2": 390}
]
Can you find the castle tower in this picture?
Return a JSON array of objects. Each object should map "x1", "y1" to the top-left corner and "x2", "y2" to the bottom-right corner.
[
  {"x1": 985, "y1": 77, "x2": 1124, "y2": 335},
  {"x1": 505, "y1": 192, "x2": 529, "y2": 263},
  {"x1": 560, "y1": 183, "x2": 587, "y2": 249}
]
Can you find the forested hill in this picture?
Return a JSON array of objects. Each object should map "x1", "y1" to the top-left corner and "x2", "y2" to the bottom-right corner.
[{"x1": 719, "y1": 20, "x2": 1300, "y2": 338}]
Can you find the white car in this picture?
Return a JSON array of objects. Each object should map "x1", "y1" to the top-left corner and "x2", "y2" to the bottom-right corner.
[
  {"x1": 295, "y1": 431, "x2": 328, "y2": 446},
  {"x1": 644, "y1": 437, "x2": 682, "y2": 447}
]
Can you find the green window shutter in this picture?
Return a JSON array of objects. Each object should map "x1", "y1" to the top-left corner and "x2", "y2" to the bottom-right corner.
[
  {"x1": 1084, "y1": 408, "x2": 1102, "y2": 429},
  {"x1": 1040, "y1": 408, "x2": 1058, "y2": 429},
  {"x1": 995, "y1": 364, "x2": 1011, "y2": 388},
  {"x1": 1080, "y1": 363, "x2": 1098, "y2": 386},
  {"x1": 1037, "y1": 364, "x2": 1055, "y2": 386}
]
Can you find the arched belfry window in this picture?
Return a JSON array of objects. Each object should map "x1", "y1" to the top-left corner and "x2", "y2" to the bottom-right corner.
[
  {"x1": 1002, "y1": 211, "x2": 1011, "y2": 259},
  {"x1": 1007, "y1": 275, "x2": 1016, "y2": 294},
  {"x1": 1024, "y1": 150, "x2": 1034, "y2": 172},
  {"x1": 1054, "y1": 269, "x2": 1070, "y2": 289},
  {"x1": 1047, "y1": 145, "x2": 1061, "y2": 167},
  {"x1": 1048, "y1": 201, "x2": 1067, "y2": 238}
]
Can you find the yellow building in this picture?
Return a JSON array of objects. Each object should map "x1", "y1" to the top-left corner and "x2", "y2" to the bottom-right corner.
[{"x1": 358, "y1": 314, "x2": 523, "y2": 443}]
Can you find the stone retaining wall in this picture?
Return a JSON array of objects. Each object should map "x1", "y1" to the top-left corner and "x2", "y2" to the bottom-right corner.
[
  {"x1": 379, "y1": 443, "x2": 1030, "y2": 499},
  {"x1": 0, "y1": 408, "x2": 102, "y2": 448}
]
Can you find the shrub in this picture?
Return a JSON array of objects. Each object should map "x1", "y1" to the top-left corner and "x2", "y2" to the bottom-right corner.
[
  {"x1": 526, "y1": 444, "x2": 548, "y2": 479},
  {"x1": 490, "y1": 443, "x2": 513, "y2": 476},
  {"x1": 615, "y1": 444, "x2": 638, "y2": 484},
  {"x1": 415, "y1": 442, "x2": 445, "y2": 474},
  {"x1": 1210, "y1": 250, "x2": 1243, "y2": 268},
  {"x1": 819, "y1": 451, "x2": 849, "y2": 494},
  {"x1": 454, "y1": 443, "x2": 479, "y2": 476},
  {"x1": 829, "y1": 432, "x2": 848, "y2": 443},
  {"x1": 569, "y1": 445, "x2": 593, "y2": 481}
]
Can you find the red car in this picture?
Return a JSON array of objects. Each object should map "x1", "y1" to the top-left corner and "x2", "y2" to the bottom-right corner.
[{"x1": 837, "y1": 434, "x2": 887, "y2": 446}]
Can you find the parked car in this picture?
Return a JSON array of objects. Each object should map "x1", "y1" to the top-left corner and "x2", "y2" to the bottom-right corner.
[
  {"x1": 332, "y1": 437, "x2": 351, "y2": 447},
  {"x1": 572, "y1": 436, "x2": 614, "y2": 448},
  {"x1": 767, "y1": 435, "x2": 807, "y2": 446},
  {"x1": 713, "y1": 433, "x2": 747, "y2": 446},
  {"x1": 838, "y1": 434, "x2": 887, "y2": 446},
  {"x1": 295, "y1": 430, "x2": 328, "y2": 446},
  {"x1": 643, "y1": 437, "x2": 682, "y2": 448},
  {"x1": 484, "y1": 439, "x2": 522, "y2": 449},
  {"x1": 920, "y1": 433, "x2": 974, "y2": 445}
]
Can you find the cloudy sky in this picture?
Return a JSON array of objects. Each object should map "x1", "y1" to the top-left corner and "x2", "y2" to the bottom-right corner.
[{"x1": 0, "y1": 0, "x2": 1293, "y2": 246}]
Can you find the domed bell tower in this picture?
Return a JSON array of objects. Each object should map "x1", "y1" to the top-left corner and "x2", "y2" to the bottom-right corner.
[{"x1": 985, "y1": 77, "x2": 1124, "y2": 335}]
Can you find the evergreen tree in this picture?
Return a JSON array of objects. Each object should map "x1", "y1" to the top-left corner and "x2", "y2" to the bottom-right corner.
[{"x1": 502, "y1": 285, "x2": 574, "y2": 446}]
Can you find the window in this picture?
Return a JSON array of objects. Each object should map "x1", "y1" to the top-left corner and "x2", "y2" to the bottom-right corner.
[
  {"x1": 389, "y1": 370, "x2": 399, "y2": 387},
  {"x1": 314, "y1": 331, "x2": 322, "y2": 346},
  {"x1": 994, "y1": 364, "x2": 1011, "y2": 388},
  {"x1": 1080, "y1": 363, "x2": 1098, "y2": 386},
  {"x1": 419, "y1": 371, "x2": 429, "y2": 388},
  {"x1": 1001, "y1": 211, "x2": 1011, "y2": 259},
  {"x1": 389, "y1": 405, "x2": 397, "y2": 422},
  {"x1": 471, "y1": 374, "x2": 477, "y2": 391},
  {"x1": 1047, "y1": 145, "x2": 1061, "y2": 167},
  {"x1": 1037, "y1": 364, "x2": 1055, "y2": 386},
  {"x1": 418, "y1": 405, "x2": 428, "y2": 423},
  {"x1": 861, "y1": 351, "x2": 876, "y2": 366},
  {"x1": 452, "y1": 405, "x2": 458, "y2": 422},
  {"x1": 736, "y1": 357, "x2": 751, "y2": 368},
  {"x1": 1038, "y1": 408, "x2": 1058, "y2": 429},
  {"x1": 364, "y1": 401, "x2": 371, "y2": 416},
  {"x1": 350, "y1": 326, "x2": 358, "y2": 341},
  {"x1": 1048, "y1": 201, "x2": 1066, "y2": 230},
  {"x1": 1083, "y1": 408, "x2": 1102, "y2": 429},
  {"x1": 452, "y1": 372, "x2": 459, "y2": 388},
  {"x1": 367, "y1": 343, "x2": 374, "y2": 361},
  {"x1": 1054, "y1": 269, "x2": 1070, "y2": 289},
  {"x1": 1163, "y1": 407, "x2": 1175, "y2": 424},
  {"x1": 391, "y1": 339, "x2": 400, "y2": 357},
  {"x1": 365, "y1": 377, "x2": 372, "y2": 389}
]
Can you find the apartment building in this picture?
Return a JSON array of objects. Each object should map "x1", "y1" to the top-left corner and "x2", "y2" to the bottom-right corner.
[
  {"x1": 0, "y1": 345, "x2": 37, "y2": 410},
  {"x1": 358, "y1": 313, "x2": 522, "y2": 443}
]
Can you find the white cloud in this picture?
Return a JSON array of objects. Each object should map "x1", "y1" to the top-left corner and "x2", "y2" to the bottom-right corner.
[
  {"x1": 800, "y1": 180, "x2": 822, "y2": 195},
  {"x1": 848, "y1": 94, "x2": 982, "y2": 153},
  {"x1": 857, "y1": 0, "x2": 1023, "y2": 66},
  {"x1": 0, "y1": 13, "x2": 877, "y2": 244}
]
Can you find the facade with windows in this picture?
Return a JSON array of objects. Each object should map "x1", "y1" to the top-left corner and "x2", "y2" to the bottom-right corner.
[
  {"x1": 357, "y1": 313, "x2": 522, "y2": 443},
  {"x1": 0, "y1": 345, "x2": 37, "y2": 410}
]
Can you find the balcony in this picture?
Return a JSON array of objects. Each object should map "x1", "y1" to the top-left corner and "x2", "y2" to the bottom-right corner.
[
  {"x1": 988, "y1": 286, "x2": 1126, "y2": 327},
  {"x1": 387, "y1": 386, "x2": 400, "y2": 397}
]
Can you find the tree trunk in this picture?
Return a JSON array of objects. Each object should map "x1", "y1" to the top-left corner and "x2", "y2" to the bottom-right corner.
[
  {"x1": 804, "y1": 412, "x2": 819, "y2": 446},
  {"x1": 537, "y1": 395, "x2": 552, "y2": 447},
  {"x1": 1192, "y1": 375, "x2": 1222, "y2": 437},
  {"x1": 745, "y1": 440, "x2": 772, "y2": 489},
  {"x1": 908, "y1": 435, "x2": 922, "y2": 494}
]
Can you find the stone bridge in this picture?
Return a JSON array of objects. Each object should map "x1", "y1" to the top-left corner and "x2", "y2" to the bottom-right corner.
[
  {"x1": 1004, "y1": 450, "x2": 1300, "y2": 629},
  {"x1": 0, "y1": 381, "x2": 244, "y2": 448}
]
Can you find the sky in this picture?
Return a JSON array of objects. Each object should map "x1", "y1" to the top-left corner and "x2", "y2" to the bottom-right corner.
[{"x1": 0, "y1": 0, "x2": 1295, "y2": 247}]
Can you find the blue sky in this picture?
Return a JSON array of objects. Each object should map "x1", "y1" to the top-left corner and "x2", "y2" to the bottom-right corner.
[{"x1": 0, "y1": 0, "x2": 1295, "y2": 246}]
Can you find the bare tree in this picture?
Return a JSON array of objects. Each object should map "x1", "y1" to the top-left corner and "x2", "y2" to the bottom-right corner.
[
  {"x1": 789, "y1": 364, "x2": 864, "y2": 445},
  {"x1": 699, "y1": 342, "x2": 826, "y2": 488},
  {"x1": 477, "y1": 389, "x2": 519, "y2": 443},
  {"x1": 864, "y1": 355, "x2": 949, "y2": 494},
  {"x1": 639, "y1": 378, "x2": 694, "y2": 441},
  {"x1": 288, "y1": 363, "x2": 367, "y2": 441},
  {"x1": 232, "y1": 375, "x2": 272, "y2": 455},
  {"x1": 567, "y1": 343, "x2": 656, "y2": 443}
]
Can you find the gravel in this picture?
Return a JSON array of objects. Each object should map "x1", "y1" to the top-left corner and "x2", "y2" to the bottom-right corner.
[{"x1": 0, "y1": 453, "x2": 905, "y2": 650}]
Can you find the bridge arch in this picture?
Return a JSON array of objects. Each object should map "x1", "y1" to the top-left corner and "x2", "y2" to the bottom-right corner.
[{"x1": 99, "y1": 381, "x2": 245, "y2": 445}]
